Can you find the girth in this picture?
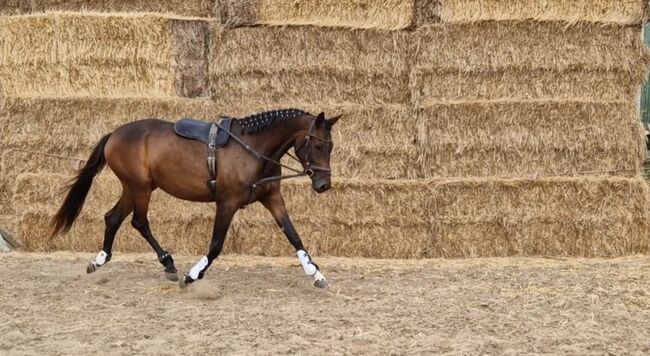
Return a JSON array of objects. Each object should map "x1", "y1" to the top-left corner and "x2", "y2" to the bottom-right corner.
[{"x1": 173, "y1": 117, "x2": 234, "y2": 194}]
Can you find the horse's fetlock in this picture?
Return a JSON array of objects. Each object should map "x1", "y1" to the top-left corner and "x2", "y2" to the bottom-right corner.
[{"x1": 159, "y1": 252, "x2": 175, "y2": 266}]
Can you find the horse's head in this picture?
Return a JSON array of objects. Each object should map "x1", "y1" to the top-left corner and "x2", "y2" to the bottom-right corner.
[{"x1": 295, "y1": 112, "x2": 341, "y2": 193}]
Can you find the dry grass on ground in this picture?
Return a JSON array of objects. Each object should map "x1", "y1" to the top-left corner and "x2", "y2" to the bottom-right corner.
[{"x1": 0, "y1": 252, "x2": 649, "y2": 355}]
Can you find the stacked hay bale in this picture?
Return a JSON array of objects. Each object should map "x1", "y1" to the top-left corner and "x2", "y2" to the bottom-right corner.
[
  {"x1": 0, "y1": 9, "x2": 224, "y2": 254},
  {"x1": 1, "y1": 1, "x2": 214, "y2": 17},
  {"x1": 214, "y1": 0, "x2": 650, "y2": 257},
  {"x1": 212, "y1": 0, "x2": 425, "y2": 256},
  {"x1": 405, "y1": 0, "x2": 650, "y2": 257},
  {"x1": 3, "y1": 0, "x2": 650, "y2": 258}
]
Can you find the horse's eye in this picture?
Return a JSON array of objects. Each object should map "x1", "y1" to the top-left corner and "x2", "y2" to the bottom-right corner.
[{"x1": 315, "y1": 144, "x2": 324, "y2": 150}]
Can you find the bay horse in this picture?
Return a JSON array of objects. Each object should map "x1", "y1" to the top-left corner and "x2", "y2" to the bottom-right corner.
[{"x1": 50, "y1": 109, "x2": 340, "y2": 288}]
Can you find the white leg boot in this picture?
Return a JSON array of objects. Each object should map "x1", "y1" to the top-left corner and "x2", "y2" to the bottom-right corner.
[{"x1": 297, "y1": 250, "x2": 328, "y2": 288}]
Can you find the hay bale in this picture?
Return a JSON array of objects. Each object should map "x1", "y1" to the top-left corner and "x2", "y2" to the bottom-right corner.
[
  {"x1": 0, "y1": 0, "x2": 30, "y2": 15},
  {"x1": 248, "y1": 104, "x2": 419, "y2": 179},
  {"x1": 212, "y1": 70, "x2": 409, "y2": 108},
  {"x1": 13, "y1": 172, "x2": 215, "y2": 217},
  {"x1": 413, "y1": 22, "x2": 650, "y2": 74},
  {"x1": 417, "y1": 0, "x2": 647, "y2": 25},
  {"x1": 277, "y1": 104, "x2": 419, "y2": 180},
  {"x1": 233, "y1": 220, "x2": 430, "y2": 257},
  {"x1": 14, "y1": 172, "x2": 224, "y2": 254},
  {"x1": 0, "y1": 150, "x2": 81, "y2": 215},
  {"x1": 0, "y1": 96, "x2": 223, "y2": 154},
  {"x1": 411, "y1": 68, "x2": 644, "y2": 104},
  {"x1": 18, "y1": 210, "x2": 231, "y2": 254},
  {"x1": 417, "y1": 101, "x2": 645, "y2": 178},
  {"x1": 230, "y1": 177, "x2": 650, "y2": 257},
  {"x1": 414, "y1": 0, "x2": 440, "y2": 25},
  {"x1": 11, "y1": 174, "x2": 650, "y2": 257},
  {"x1": 31, "y1": 0, "x2": 215, "y2": 18},
  {"x1": 0, "y1": 13, "x2": 174, "y2": 97},
  {"x1": 1, "y1": 97, "x2": 416, "y2": 179},
  {"x1": 216, "y1": 0, "x2": 413, "y2": 29},
  {"x1": 170, "y1": 20, "x2": 210, "y2": 98},
  {"x1": 210, "y1": 26, "x2": 410, "y2": 107},
  {"x1": 0, "y1": 96, "x2": 223, "y2": 214},
  {"x1": 215, "y1": 0, "x2": 256, "y2": 28},
  {"x1": 428, "y1": 177, "x2": 650, "y2": 257},
  {"x1": 234, "y1": 178, "x2": 431, "y2": 257},
  {"x1": 327, "y1": 105, "x2": 418, "y2": 179}
]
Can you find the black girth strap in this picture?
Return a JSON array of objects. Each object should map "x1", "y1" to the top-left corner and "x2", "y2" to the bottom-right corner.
[
  {"x1": 207, "y1": 122, "x2": 219, "y2": 194},
  {"x1": 173, "y1": 117, "x2": 233, "y2": 196}
]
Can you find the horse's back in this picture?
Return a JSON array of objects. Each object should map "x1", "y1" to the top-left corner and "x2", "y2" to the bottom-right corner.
[
  {"x1": 105, "y1": 118, "x2": 213, "y2": 201},
  {"x1": 111, "y1": 118, "x2": 172, "y2": 142}
]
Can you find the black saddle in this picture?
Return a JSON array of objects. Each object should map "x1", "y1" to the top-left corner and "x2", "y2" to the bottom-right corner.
[
  {"x1": 174, "y1": 117, "x2": 235, "y2": 195},
  {"x1": 174, "y1": 117, "x2": 233, "y2": 147}
]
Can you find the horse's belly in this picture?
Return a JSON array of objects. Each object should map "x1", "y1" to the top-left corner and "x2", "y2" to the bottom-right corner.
[
  {"x1": 149, "y1": 134, "x2": 214, "y2": 202},
  {"x1": 157, "y1": 184, "x2": 214, "y2": 202}
]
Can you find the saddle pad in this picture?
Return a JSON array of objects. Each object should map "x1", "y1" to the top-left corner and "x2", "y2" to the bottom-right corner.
[{"x1": 173, "y1": 118, "x2": 233, "y2": 147}]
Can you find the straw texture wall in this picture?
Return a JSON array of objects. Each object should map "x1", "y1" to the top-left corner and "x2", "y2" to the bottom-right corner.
[
  {"x1": 170, "y1": 20, "x2": 211, "y2": 98},
  {"x1": 417, "y1": 101, "x2": 645, "y2": 178},
  {"x1": 2, "y1": 2, "x2": 650, "y2": 258},
  {"x1": 413, "y1": 22, "x2": 648, "y2": 73},
  {"x1": 0, "y1": 150, "x2": 79, "y2": 215},
  {"x1": 0, "y1": 0, "x2": 31, "y2": 15},
  {"x1": 1, "y1": 97, "x2": 222, "y2": 154},
  {"x1": 411, "y1": 68, "x2": 644, "y2": 103},
  {"x1": 15, "y1": 174, "x2": 650, "y2": 258},
  {"x1": 210, "y1": 26, "x2": 410, "y2": 107},
  {"x1": 13, "y1": 173, "x2": 224, "y2": 254},
  {"x1": 216, "y1": 0, "x2": 413, "y2": 29},
  {"x1": 31, "y1": 0, "x2": 215, "y2": 17},
  {"x1": 416, "y1": 0, "x2": 648, "y2": 25},
  {"x1": 0, "y1": 13, "x2": 174, "y2": 97},
  {"x1": 0, "y1": 96, "x2": 224, "y2": 214}
]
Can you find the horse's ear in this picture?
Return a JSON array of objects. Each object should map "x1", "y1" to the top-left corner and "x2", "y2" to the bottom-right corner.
[
  {"x1": 326, "y1": 114, "x2": 342, "y2": 128},
  {"x1": 315, "y1": 112, "x2": 325, "y2": 128}
]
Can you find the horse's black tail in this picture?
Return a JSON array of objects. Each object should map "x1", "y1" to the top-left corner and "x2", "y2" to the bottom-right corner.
[{"x1": 50, "y1": 133, "x2": 111, "y2": 238}]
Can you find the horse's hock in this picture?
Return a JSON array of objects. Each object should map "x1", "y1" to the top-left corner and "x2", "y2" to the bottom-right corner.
[{"x1": 1, "y1": 0, "x2": 650, "y2": 258}]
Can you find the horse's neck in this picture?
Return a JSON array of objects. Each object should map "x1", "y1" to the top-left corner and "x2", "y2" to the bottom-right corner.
[{"x1": 250, "y1": 118, "x2": 307, "y2": 160}]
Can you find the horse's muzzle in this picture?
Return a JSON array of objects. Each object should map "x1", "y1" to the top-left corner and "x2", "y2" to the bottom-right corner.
[{"x1": 313, "y1": 177, "x2": 331, "y2": 193}]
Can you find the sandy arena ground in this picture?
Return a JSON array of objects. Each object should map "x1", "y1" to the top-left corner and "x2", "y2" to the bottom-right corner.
[{"x1": 1, "y1": 252, "x2": 649, "y2": 355}]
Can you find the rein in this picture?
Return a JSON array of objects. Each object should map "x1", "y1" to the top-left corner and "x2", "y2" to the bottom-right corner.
[{"x1": 215, "y1": 118, "x2": 331, "y2": 206}]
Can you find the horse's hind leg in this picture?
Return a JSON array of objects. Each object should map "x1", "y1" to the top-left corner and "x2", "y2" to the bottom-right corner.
[
  {"x1": 131, "y1": 188, "x2": 178, "y2": 281},
  {"x1": 88, "y1": 184, "x2": 134, "y2": 274}
]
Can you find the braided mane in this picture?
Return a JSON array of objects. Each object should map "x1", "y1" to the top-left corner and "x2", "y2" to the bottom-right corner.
[{"x1": 237, "y1": 108, "x2": 308, "y2": 134}]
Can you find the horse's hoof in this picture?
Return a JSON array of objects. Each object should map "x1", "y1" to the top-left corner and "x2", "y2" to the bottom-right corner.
[
  {"x1": 165, "y1": 271, "x2": 179, "y2": 282},
  {"x1": 86, "y1": 262, "x2": 98, "y2": 274},
  {"x1": 179, "y1": 274, "x2": 192, "y2": 289},
  {"x1": 313, "y1": 278, "x2": 329, "y2": 289}
]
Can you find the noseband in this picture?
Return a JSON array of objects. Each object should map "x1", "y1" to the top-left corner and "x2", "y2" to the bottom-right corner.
[{"x1": 216, "y1": 118, "x2": 331, "y2": 206}]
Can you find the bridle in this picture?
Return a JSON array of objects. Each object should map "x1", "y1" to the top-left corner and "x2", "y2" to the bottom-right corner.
[
  {"x1": 285, "y1": 118, "x2": 333, "y2": 177},
  {"x1": 215, "y1": 117, "x2": 332, "y2": 206}
]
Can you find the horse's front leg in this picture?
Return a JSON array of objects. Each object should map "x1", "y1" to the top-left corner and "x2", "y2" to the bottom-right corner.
[
  {"x1": 262, "y1": 191, "x2": 328, "y2": 288},
  {"x1": 180, "y1": 203, "x2": 237, "y2": 288}
]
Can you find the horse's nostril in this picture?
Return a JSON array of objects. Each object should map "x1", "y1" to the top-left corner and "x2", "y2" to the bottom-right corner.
[{"x1": 323, "y1": 184, "x2": 330, "y2": 190}]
